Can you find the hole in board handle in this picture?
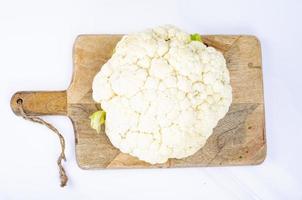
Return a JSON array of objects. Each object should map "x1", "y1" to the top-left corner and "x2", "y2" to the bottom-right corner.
[{"x1": 16, "y1": 98, "x2": 23, "y2": 104}]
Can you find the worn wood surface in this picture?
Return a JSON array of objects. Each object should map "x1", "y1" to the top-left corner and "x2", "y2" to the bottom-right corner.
[
  {"x1": 11, "y1": 91, "x2": 67, "y2": 116},
  {"x1": 11, "y1": 35, "x2": 266, "y2": 169}
]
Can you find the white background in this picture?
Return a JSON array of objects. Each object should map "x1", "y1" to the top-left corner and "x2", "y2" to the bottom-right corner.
[{"x1": 1, "y1": 0, "x2": 301, "y2": 199}]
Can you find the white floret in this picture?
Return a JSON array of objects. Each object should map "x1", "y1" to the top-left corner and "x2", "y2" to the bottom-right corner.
[{"x1": 92, "y1": 25, "x2": 232, "y2": 164}]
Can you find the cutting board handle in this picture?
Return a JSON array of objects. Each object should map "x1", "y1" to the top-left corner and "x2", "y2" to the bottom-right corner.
[{"x1": 11, "y1": 91, "x2": 67, "y2": 116}]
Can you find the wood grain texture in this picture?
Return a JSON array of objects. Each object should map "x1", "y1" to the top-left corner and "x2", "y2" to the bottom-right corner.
[
  {"x1": 11, "y1": 34, "x2": 266, "y2": 169},
  {"x1": 11, "y1": 91, "x2": 67, "y2": 116}
]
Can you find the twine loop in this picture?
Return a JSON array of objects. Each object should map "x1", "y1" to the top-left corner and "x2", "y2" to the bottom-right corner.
[{"x1": 16, "y1": 98, "x2": 68, "y2": 187}]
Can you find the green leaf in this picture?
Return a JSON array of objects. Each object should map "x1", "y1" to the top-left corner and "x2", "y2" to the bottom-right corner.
[
  {"x1": 190, "y1": 33, "x2": 202, "y2": 42},
  {"x1": 89, "y1": 110, "x2": 106, "y2": 133}
]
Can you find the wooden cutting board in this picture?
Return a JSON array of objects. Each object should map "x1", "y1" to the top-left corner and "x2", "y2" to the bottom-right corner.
[{"x1": 11, "y1": 35, "x2": 266, "y2": 169}]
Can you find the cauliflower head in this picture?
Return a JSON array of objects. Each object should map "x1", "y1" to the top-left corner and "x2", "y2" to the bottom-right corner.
[{"x1": 92, "y1": 25, "x2": 232, "y2": 164}]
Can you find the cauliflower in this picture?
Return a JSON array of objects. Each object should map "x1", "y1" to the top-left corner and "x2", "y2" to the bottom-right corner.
[{"x1": 91, "y1": 25, "x2": 232, "y2": 164}]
